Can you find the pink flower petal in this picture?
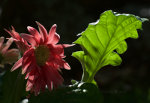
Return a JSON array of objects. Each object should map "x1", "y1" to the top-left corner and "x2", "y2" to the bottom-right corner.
[
  {"x1": 20, "y1": 33, "x2": 37, "y2": 46},
  {"x1": 48, "y1": 44, "x2": 64, "y2": 56},
  {"x1": 48, "y1": 33, "x2": 60, "y2": 44},
  {"x1": 10, "y1": 29, "x2": 22, "y2": 40},
  {"x1": 36, "y1": 21, "x2": 48, "y2": 43},
  {"x1": 51, "y1": 55, "x2": 65, "y2": 68},
  {"x1": 5, "y1": 26, "x2": 21, "y2": 40},
  {"x1": 26, "y1": 78, "x2": 34, "y2": 91},
  {"x1": 33, "y1": 76, "x2": 46, "y2": 96},
  {"x1": 23, "y1": 48, "x2": 34, "y2": 62},
  {"x1": 50, "y1": 67, "x2": 63, "y2": 88},
  {"x1": 49, "y1": 44, "x2": 74, "y2": 57},
  {"x1": 25, "y1": 62, "x2": 36, "y2": 75},
  {"x1": 11, "y1": 57, "x2": 23, "y2": 71},
  {"x1": 27, "y1": 26, "x2": 41, "y2": 43},
  {"x1": 25, "y1": 72, "x2": 29, "y2": 79},
  {"x1": 15, "y1": 40, "x2": 30, "y2": 53},
  {"x1": 1, "y1": 38, "x2": 13, "y2": 53},
  {"x1": 21, "y1": 49, "x2": 34, "y2": 73},
  {"x1": 43, "y1": 64, "x2": 63, "y2": 89},
  {"x1": 62, "y1": 44, "x2": 75, "y2": 48},
  {"x1": 22, "y1": 60, "x2": 32, "y2": 74},
  {"x1": 48, "y1": 24, "x2": 57, "y2": 42},
  {"x1": 64, "y1": 62, "x2": 71, "y2": 70},
  {"x1": 26, "y1": 70, "x2": 38, "y2": 91}
]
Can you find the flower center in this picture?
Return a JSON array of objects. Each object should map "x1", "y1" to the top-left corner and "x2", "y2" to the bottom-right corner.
[{"x1": 34, "y1": 45, "x2": 50, "y2": 66}]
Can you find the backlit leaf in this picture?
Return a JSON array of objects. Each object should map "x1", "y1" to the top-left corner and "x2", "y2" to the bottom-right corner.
[{"x1": 72, "y1": 10, "x2": 148, "y2": 83}]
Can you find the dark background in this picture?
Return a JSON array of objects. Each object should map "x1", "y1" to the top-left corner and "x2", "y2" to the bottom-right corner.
[{"x1": 0, "y1": 0, "x2": 150, "y2": 102}]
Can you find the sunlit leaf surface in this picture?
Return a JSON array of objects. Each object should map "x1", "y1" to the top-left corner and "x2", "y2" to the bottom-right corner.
[{"x1": 72, "y1": 10, "x2": 147, "y2": 83}]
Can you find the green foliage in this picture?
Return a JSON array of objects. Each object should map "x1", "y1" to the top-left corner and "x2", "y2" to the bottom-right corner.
[
  {"x1": 72, "y1": 10, "x2": 148, "y2": 83},
  {"x1": 29, "y1": 81, "x2": 103, "y2": 103}
]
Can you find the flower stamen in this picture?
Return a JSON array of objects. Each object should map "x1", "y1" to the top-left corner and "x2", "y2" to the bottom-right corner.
[{"x1": 34, "y1": 45, "x2": 50, "y2": 66}]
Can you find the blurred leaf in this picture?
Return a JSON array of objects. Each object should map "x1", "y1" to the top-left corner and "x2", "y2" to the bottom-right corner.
[
  {"x1": 72, "y1": 10, "x2": 148, "y2": 83},
  {"x1": 0, "y1": 69, "x2": 26, "y2": 103},
  {"x1": 29, "y1": 81, "x2": 103, "y2": 103}
]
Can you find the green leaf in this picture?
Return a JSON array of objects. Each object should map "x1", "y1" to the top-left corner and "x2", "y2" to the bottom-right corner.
[
  {"x1": 28, "y1": 81, "x2": 103, "y2": 103},
  {"x1": 72, "y1": 10, "x2": 148, "y2": 83}
]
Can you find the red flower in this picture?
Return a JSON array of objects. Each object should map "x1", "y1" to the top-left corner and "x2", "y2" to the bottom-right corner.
[{"x1": 8, "y1": 22, "x2": 72, "y2": 95}]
